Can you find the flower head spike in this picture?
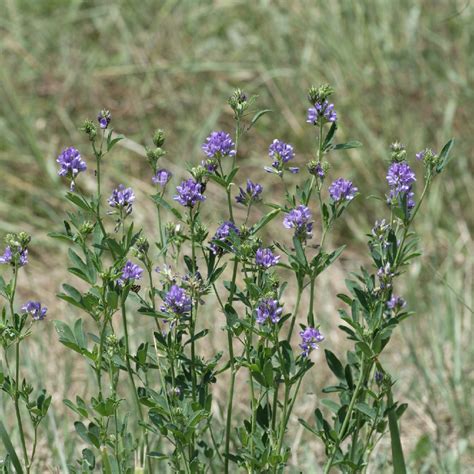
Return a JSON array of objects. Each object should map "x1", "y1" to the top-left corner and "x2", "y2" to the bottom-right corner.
[
  {"x1": 161, "y1": 285, "x2": 192, "y2": 317},
  {"x1": 255, "y1": 248, "x2": 280, "y2": 269},
  {"x1": 386, "y1": 161, "x2": 416, "y2": 210},
  {"x1": 118, "y1": 260, "x2": 143, "y2": 286},
  {"x1": 307, "y1": 100, "x2": 337, "y2": 126},
  {"x1": 329, "y1": 178, "x2": 358, "y2": 202},
  {"x1": 235, "y1": 179, "x2": 263, "y2": 205},
  {"x1": 97, "y1": 109, "x2": 111, "y2": 129},
  {"x1": 283, "y1": 205, "x2": 313, "y2": 242},
  {"x1": 299, "y1": 327, "x2": 324, "y2": 357},
  {"x1": 152, "y1": 169, "x2": 172, "y2": 187},
  {"x1": 387, "y1": 295, "x2": 406, "y2": 313},
  {"x1": 57, "y1": 147, "x2": 87, "y2": 190},
  {"x1": 108, "y1": 184, "x2": 135, "y2": 215},
  {"x1": 174, "y1": 179, "x2": 206, "y2": 208},
  {"x1": 210, "y1": 221, "x2": 240, "y2": 255},
  {"x1": 22, "y1": 301, "x2": 47, "y2": 321},
  {"x1": 202, "y1": 131, "x2": 236, "y2": 158},
  {"x1": 266, "y1": 139, "x2": 299, "y2": 176},
  {"x1": 256, "y1": 298, "x2": 283, "y2": 324}
]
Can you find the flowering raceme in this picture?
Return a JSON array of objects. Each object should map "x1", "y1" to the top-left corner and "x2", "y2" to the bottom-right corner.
[
  {"x1": 266, "y1": 139, "x2": 299, "y2": 175},
  {"x1": 386, "y1": 161, "x2": 416, "y2": 210},
  {"x1": 118, "y1": 260, "x2": 143, "y2": 285},
  {"x1": 283, "y1": 205, "x2": 313, "y2": 242},
  {"x1": 210, "y1": 221, "x2": 240, "y2": 255},
  {"x1": 108, "y1": 185, "x2": 136, "y2": 213},
  {"x1": 299, "y1": 327, "x2": 324, "y2": 356},
  {"x1": 202, "y1": 131, "x2": 236, "y2": 158},
  {"x1": 306, "y1": 100, "x2": 337, "y2": 126},
  {"x1": 235, "y1": 179, "x2": 263, "y2": 205},
  {"x1": 57, "y1": 146, "x2": 87, "y2": 190},
  {"x1": 174, "y1": 179, "x2": 206, "y2": 207},
  {"x1": 329, "y1": 178, "x2": 358, "y2": 202},
  {"x1": 161, "y1": 285, "x2": 192, "y2": 316},
  {"x1": 152, "y1": 169, "x2": 172, "y2": 186},
  {"x1": 22, "y1": 301, "x2": 47, "y2": 321},
  {"x1": 255, "y1": 248, "x2": 280, "y2": 268},
  {"x1": 256, "y1": 298, "x2": 283, "y2": 324}
]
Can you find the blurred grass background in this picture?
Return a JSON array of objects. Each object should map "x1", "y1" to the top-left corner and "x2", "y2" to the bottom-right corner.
[{"x1": 0, "y1": 0, "x2": 473, "y2": 472}]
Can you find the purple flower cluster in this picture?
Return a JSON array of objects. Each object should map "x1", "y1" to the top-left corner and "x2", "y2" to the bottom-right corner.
[
  {"x1": 306, "y1": 100, "x2": 337, "y2": 126},
  {"x1": 266, "y1": 139, "x2": 299, "y2": 175},
  {"x1": 386, "y1": 161, "x2": 416, "y2": 210},
  {"x1": 308, "y1": 161, "x2": 325, "y2": 178},
  {"x1": 202, "y1": 131, "x2": 236, "y2": 158},
  {"x1": 0, "y1": 246, "x2": 28, "y2": 267},
  {"x1": 283, "y1": 205, "x2": 313, "y2": 242},
  {"x1": 256, "y1": 298, "x2": 283, "y2": 325},
  {"x1": 201, "y1": 159, "x2": 218, "y2": 173},
  {"x1": 161, "y1": 285, "x2": 192, "y2": 316},
  {"x1": 174, "y1": 179, "x2": 206, "y2": 208},
  {"x1": 108, "y1": 185, "x2": 135, "y2": 213},
  {"x1": 255, "y1": 248, "x2": 280, "y2": 269},
  {"x1": 97, "y1": 109, "x2": 111, "y2": 129},
  {"x1": 377, "y1": 263, "x2": 395, "y2": 289},
  {"x1": 118, "y1": 260, "x2": 143, "y2": 286},
  {"x1": 210, "y1": 221, "x2": 240, "y2": 255},
  {"x1": 299, "y1": 327, "x2": 324, "y2": 357},
  {"x1": 22, "y1": 301, "x2": 47, "y2": 321},
  {"x1": 152, "y1": 169, "x2": 172, "y2": 186},
  {"x1": 235, "y1": 179, "x2": 263, "y2": 205},
  {"x1": 387, "y1": 295, "x2": 406, "y2": 312},
  {"x1": 57, "y1": 147, "x2": 87, "y2": 190},
  {"x1": 329, "y1": 178, "x2": 358, "y2": 202}
]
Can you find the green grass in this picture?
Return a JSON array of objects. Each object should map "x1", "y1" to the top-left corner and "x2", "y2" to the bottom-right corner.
[{"x1": 0, "y1": 0, "x2": 473, "y2": 471}]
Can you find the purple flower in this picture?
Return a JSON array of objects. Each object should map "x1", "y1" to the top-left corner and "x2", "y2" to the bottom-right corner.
[
  {"x1": 0, "y1": 246, "x2": 28, "y2": 267},
  {"x1": 202, "y1": 131, "x2": 236, "y2": 158},
  {"x1": 210, "y1": 221, "x2": 240, "y2": 255},
  {"x1": 108, "y1": 185, "x2": 135, "y2": 213},
  {"x1": 329, "y1": 178, "x2": 358, "y2": 202},
  {"x1": 256, "y1": 298, "x2": 283, "y2": 324},
  {"x1": 255, "y1": 248, "x2": 280, "y2": 269},
  {"x1": 22, "y1": 301, "x2": 47, "y2": 321},
  {"x1": 118, "y1": 260, "x2": 143, "y2": 286},
  {"x1": 235, "y1": 179, "x2": 263, "y2": 205},
  {"x1": 266, "y1": 139, "x2": 299, "y2": 176},
  {"x1": 377, "y1": 263, "x2": 395, "y2": 289},
  {"x1": 269, "y1": 139, "x2": 295, "y2": 164},
  {"x1": 97, "y1": 109, "x2": 111, "y2": 129},
  {"x1": 299, "y1": 327, "x2": 324, "y2": 357},
  {"x1": 161, "y1": 285, "x2": 192, "y2": 316},
  {"x1": 57, "y1": 147, "x2": 87, "y2": 189},
  {"x1": 308, "y1": 161, "x2": 325, "y2": 178},
  {"x1": 386, "y1": 161, "x2": 416, "y2": 210},
  {"x1": 387, "y1": 295, "x2": 406, "y2": 312},
  {"x1": 306, "y1": 100, "x2": 337, "y2": 126},
  {"x1": 375, "y1": 371, "x2": 384, "y2": 384},
  {"x1": 174, "y1": 179, "x2": 206, "y2": 208},
  {"x1": 283, "y1": 205, "x2": 313, "y2": 242},
  {"x1": 201, "y1": 159, "x2": 218, "y2": 173},
  {"x1": 152, "y1": 169, "x2": 172, "y2": 186}
]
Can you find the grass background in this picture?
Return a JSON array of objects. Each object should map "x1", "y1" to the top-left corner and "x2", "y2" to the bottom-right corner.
[{"x1": 0, "y1": 0, "x2": 473, "y2": 472}]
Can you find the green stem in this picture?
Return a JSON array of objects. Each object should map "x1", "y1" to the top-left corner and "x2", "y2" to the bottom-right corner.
[
  {"x1": 324, "y1": 356, "x2": 368, "y2": 474},
  {"x1": 307, "y1": 275, "x2": 316, "y2": 327},
  {"x1": 287, "y1": 284, "x2": 302, "y2": 341}
]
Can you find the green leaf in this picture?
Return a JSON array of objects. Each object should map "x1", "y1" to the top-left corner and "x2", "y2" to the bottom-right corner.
[
  {"x1": 152, "y1": 194, "x2": 182, "y2": 220},
  {"x1": 0, "y1": 420, "x2": 24, "y2": 474},
  {"x1": 65, "y1": 192, "x2": 92, "y2": 212},
  {"x1": 388, "y1": 389, "x2": 407, "y2": 474},
  {"x1": 247, "y1": 109, "x2": 272, "y2": 130},
  {"x1": 333, "y1": 140, "x2": 362, "y2": 150},
  {"x1": 324, "y1": 350, "x2": 345, "y2": 380},
  {"x1": 321, "y1": 398, "x2": 340, "y2": 414},
  {"x1": 355, "y1": 402, "x2": 377, "y2": 419},
  {"x1": 435, "y1": 138, "x2": 455, "y2": 173},
  {"x1": 252, "y1": 208, "x2": 280, "y2": 234}
]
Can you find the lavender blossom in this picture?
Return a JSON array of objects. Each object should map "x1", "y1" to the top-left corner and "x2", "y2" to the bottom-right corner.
[
  {"x1": 235, "y1": 179, "x2": 263, "y2": 205},
  {"x1": 118, "y1": 260, "x2": 143, "y2": 286},
  {"x1": 386, "y1": 161, "x2": 416, "y2": 210},
  {"x1": 201, "y1": 159, "x2": 218, "y2": 173},
  {"x1": 266, "y1": 139, "x2": 299, "y2": 176},
  {"x1": 57, "y1": 147, "x2": 87, "y2": 190},
  {"x1": 22, "y1": 301, "x2": 47, "y2": 321},
  {"x1": 202, "y1": 131, "x2": 236, "y2": 158},
  {"x1": 0, "y1": 246, "x2": 28, "y2": 267},
  {"x1": 210, "y1": 221, "x2": 240, "y2": 255},
  {"x1": 308, "y1": 161, "x2": 325, "y2": 178},
  {"x1": 299, "y1": 327, "x2": 324, "y2": 357},
  {"x1": 377, "y1": 263, "x2": 395, "y2": 289},
  {"x1": 255, "y1": 248, "x2": 280, "y2": 269},
  {"x1": 152, "y1": 169, "x2": 172, "y2": 186},
  {"x1": 256, "y1": 298, "x2": 283, "y2": 325},
  {"x1": 97, "y1": 109, "x2": 111, "y2": 129},
  {"x1": 329, "y1": 178, "x2": 358, "y2": 202},
  {"x1": 108, "y1": 185, "x2": 135, "y2": 214},
  {"x1": 387, "y1": 295, "x2": 406, "y2": 312},
  {"x1": 306, "y1": 100, "x2": 337, "y2": 126},
  {"x1": 174, "y1": 179, "x2": 206, "y2": 208},
  {"x1": 161, "y1": 285, "x2": 192, "y2": 316},
  {"x1": 283, "y1": 205, "x2": 313, "y2": 242}
]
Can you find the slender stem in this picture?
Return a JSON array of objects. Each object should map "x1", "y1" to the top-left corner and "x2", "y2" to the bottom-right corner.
[
  {"x1": 307, "y1": 275, "x2": 316, "y2": 327},
  {"x1": 287, "y1": 284, "x2": 302, "y2": 341},
  {"x1": 276, "y1": 384, "x2": 290, "y2": 459},
  {"x1": 324, "y1": 356, "x2": 368, "y2": 474},
  {"x1": 120, "y1": 297, "x2": 150, "y2": 472}
]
